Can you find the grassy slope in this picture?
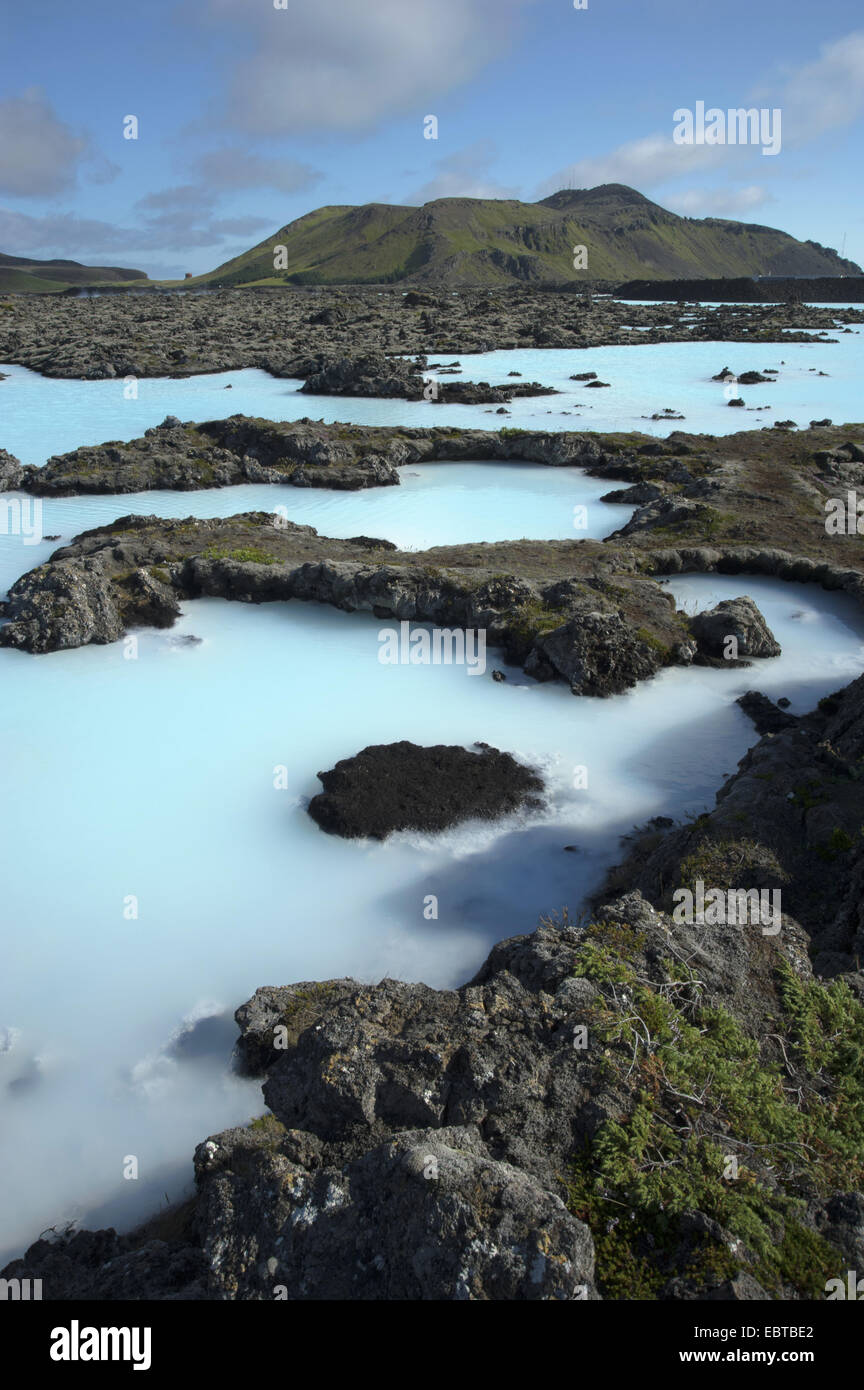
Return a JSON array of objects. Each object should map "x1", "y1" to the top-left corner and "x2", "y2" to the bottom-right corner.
[
  {"x1": 190, "y1": 186, "x2": 861, "y2": 288},
  {"x1": 0, "y1": 256, "x2": 149, "y2": 294},
  {"x1": 0, "y1": 268, "x2": 71, "y2": 294}
]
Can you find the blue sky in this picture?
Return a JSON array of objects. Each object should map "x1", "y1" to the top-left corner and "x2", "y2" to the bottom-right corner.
[{"x1": 1, "y1": 0, "x2": 863, "y2": 278}]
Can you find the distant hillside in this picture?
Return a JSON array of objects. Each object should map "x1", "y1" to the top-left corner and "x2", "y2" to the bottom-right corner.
[
  {"x1": 190, "y1": 184, "x2": 861, "y2": 289},
  {"x1": 0, "y1": 253, "x2": 149, "y2": 295}
]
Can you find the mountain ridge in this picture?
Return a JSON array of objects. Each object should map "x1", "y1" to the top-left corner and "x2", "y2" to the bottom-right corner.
[
  {"x1": 188, "y1": 183, "x2": 861, "y2": 289},
  {"x1": 0, "y1": 253, "x2": 149, "y2": 295}
]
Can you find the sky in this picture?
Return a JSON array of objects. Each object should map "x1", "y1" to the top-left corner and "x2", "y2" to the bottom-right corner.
[{"x1": 1, "y1": 0, "x2": 863, "y2": 279}]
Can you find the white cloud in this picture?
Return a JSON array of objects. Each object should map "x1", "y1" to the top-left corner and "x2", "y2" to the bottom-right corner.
[
  {"x1": 764, "y1": 29, "x2": 864, "y2": 143},
  {"x1": 0, "y1": 90, "x2": 88, "y2": 197},
  {"x1": 0, "y1": 204, "x2": 271, "y2": 258},
  {"x1": 200, "y1": 0, "x2": 535, "y2": 134},
  {"x1": 540, "y1": 29, "x2": 864, "y2": 203},
  {"x1": 192, "y1": 149, "x2": 322, "y2": 195},
  {"x1": 406, "y1": 142, "x2": 519, "y2": 204},
  {"x1": 663, "y1": 185, "x2": 773, "y2": 216},
  {"x1": 539, "y1": 134, "x2": 736, "y2": 200}
]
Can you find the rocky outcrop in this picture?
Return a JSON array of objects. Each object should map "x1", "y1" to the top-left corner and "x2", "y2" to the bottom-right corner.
[
  {"x1": 736, "y1": 690, "x2": 799, "y2": 735},
  {"x1": 523, "y1": 608, "x2": 670, "y2": 695},
  {"x1": 7, "y1": 874, "x2": 862, "y2": 1300},
  {"x1": 689, "y1": 596, "x2": 782, "y2": 660},
  {"x1": 18, "y1": 417, "x2": 624, "y2": 497},
  {"x1": 299, "y1": 351, "x2": 556, "y2": 404},
  {"x1": 0, "y1": 287, "x2": 857, "y2": 383},
  {"x1": 599, "y1": 670, "x2": 864, "y2": 982},
  {"x1": 307, "y1": 741, "x2": 544, "y2": 839},
  {"x1": 0, "y1": 514, "x2": 685, "y2": 700},
  {"x1": 301, "y1": 352, "x2": 426, "y2": 399},
  {"x1": 0, "y1": 448, "x2": 23, "y2": 491}
]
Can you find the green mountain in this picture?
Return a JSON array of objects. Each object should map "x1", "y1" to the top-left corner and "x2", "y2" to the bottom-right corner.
[
  {"x1": 190, "y1": 184, "x2": 861, "y2": 289},
  {"x1": 0, "y1": 252, "x2": 149, "y2": 295}
]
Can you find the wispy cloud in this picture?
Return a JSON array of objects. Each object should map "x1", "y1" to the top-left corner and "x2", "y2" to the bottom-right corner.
[
  {"x1": 406, "y1": 141, "x2": 519, "y2": 204},
  {"x1": 762, "y1": 29, "x2": 864, "y2": 143},
  {"x1": 200, "y1": 0, "x2": 535, "y2": 135},
  {"x1": 663, "y1": 185, "x2": 773, "y2": 216},
  {"x1": 0, "y1": 90, "x2": 89, "y2": 197},
  {"x1": 539, "y1": 30, "x2": 864, "y2": 204},
  {"x1": 0, "y1": 201, "x2": 271, "y2": 259}
]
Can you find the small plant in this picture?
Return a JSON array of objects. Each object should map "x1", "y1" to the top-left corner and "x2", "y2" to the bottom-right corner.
[{"x1": 202, "y1": 545, "x2": 280, "y2": 565}]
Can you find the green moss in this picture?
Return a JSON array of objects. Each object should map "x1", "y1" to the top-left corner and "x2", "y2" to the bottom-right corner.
[
  {"x1": 201, "y1": 545, "x2": 280, "y2": 565},
  {"x1": 814, "y1": 826, "x2": 855, "y2": 862},
  {"x1": 791, "y1": 780, "x2": 826, "y2": 810},
  {"x1": 563, "y1": 935, "x2": 864, "y2": 1299},
  {"x1": 634, "y1": 626, "x2": 671, "y2": 659},
  {"x1": 248, "y1": 1113, "x2": 287, "y2": 1138},
  {"x1": 676, "y1": 837, "x2": 787, "y2": 894},
  {"x1": 505, "y1": 598, "x2": 567, "y2": 660}
]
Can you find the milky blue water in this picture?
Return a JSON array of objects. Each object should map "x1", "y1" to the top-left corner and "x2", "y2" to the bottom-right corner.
[
  {"x1": 1, "y1": 315, "x2": 862, "y2": 464},
  {"x1": 2, "y1": 333, "x2": 864, "y2": 1262},
  {"x1": 0, "y1": 464, "x2": 632, "y2": 593}
]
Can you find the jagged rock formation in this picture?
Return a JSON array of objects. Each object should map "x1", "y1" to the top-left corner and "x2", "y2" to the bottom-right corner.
[
  {"x1": 601, "y1": 670, "x2": 864, "y2": 983},
  {"x1": 0, "y1": 514, "x2": 684, "y2": 697},
  {"x1": 0, "y1": 448, "x2": 23, "y2": 490},
  {"x1": 0, "y1": 287, "x2": 858, "y2": 381},
  {"x1": 689, "y1": 596, "x2": 781, "y2": 660},
  {"x1": 6, "y1": 872, "x2": 863, "y2": 1299},
  {"x1": 299, "y1": 351, "x2": 556, "y2": 404}
]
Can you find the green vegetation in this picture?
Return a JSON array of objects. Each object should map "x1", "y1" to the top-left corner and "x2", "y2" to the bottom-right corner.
[
  {"x1": 505, "y1": 598, "x2": 567, "y2": 661},
  {"x1": 185, "y1": 186, "x2": 860, "y2": 291},
  {"x1": 202, "y1": 545, "x2": 280, "y2": 565},
  {"x1": 248, "y1": 1114, "x2": 288, "y2": 1143},
  {"x1": 676, "y1": 837, "x2": 787, "y2": 894},
  {"x1": 562, "y1": 923, "x2": 864, "y2": 1299},
  {"x1": 815, "y1": 826, "x2": 856, "y2": 862},
  {"x1": 633, "y1": 626, "x2": 671, "y2": 660},
  {"x1": 0, "y1": 253, "x2": 148, "y2": 295}
]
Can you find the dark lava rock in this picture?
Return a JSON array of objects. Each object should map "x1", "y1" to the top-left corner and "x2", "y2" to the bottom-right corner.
[
  {"x1": 300, "y1": 352, "x2": 554, "y2": 405},
  {"x1": 301, "y1": 352, "x2": 424, "y2": 400},
  {"x1": 737, "y1": 371, "x2": 773, "y2": 385},
  {"x1": 307, "y1": 740, "x2": 544, "y2": 839},
  {"x1": 0, "y1": 448, "x2": 24, "y2": 490},
  {"x1": 570, "y1": 371, "x2": 598, "y2": 381},
  {"x1": 690, "y1": 597, "x2": 781, "y2": 660},
  {"x1": 728, "y1": 398, "x2": 745, "y2": 407},
  {"x1": 736, "y1": 690, "x2": 799, "y2": 735},
  {"x1": 343, "y1": 534, "x2": 398, "y2": 551},
  {"x1": 585, "y1": 380, "x2": 610, "y2": 388},
  {"x1": 491, "y1": 669, "x2": 506, "y2": 682}
]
